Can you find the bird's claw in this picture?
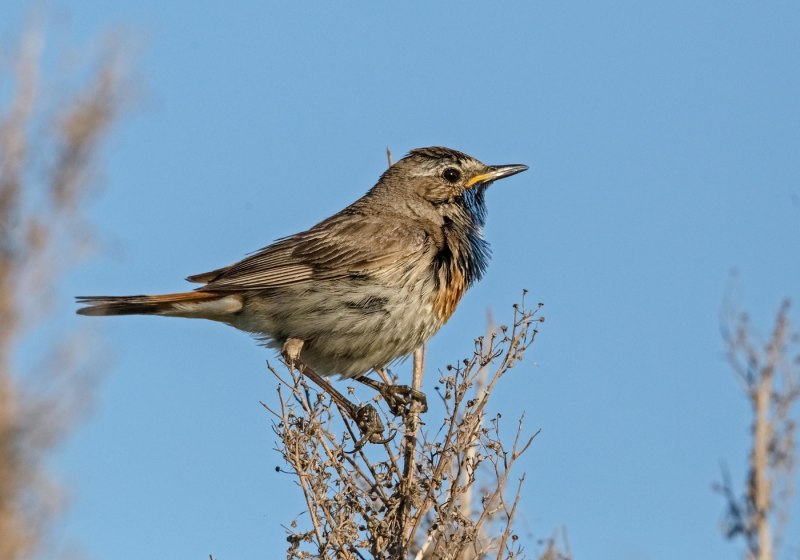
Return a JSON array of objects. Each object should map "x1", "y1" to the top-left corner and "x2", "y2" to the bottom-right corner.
[
  {"x1": 280, "y1": 339, "x2": 409, "y2": 451},
  {"x1": 377, "y1": 384, "x2": 428, "y2": 416},
  {"x1": 347, "y1": 404, "x2": 395, "y2": 452}
]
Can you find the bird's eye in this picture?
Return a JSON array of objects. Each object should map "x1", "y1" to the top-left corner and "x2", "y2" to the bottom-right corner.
[{"x1": 442, "y1": 167, "x2": 461, "y2": 183}]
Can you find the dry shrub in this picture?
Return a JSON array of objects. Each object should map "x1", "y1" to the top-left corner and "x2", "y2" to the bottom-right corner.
[
  {"x1": 265, "y1": 293, "x2": 569, "y2": 559},
  {"x1": 0, "y1": 24, "x2": 126, "y2": 560},
  {"x1": 717, "y1": 300, "x2": 800, "y2": 560}
]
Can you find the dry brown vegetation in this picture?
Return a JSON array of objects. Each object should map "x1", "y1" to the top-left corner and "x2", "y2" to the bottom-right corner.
[
  {"x1": 265, "y1": 294, "x2": 566, "y2": 559},
  {"x1": 718, "y1": 300, "x2": 800, "y2": 560},
  {"x1": 4, "y1": 19, "x2": 798, "y2": 560},
  {"x1": 0, "y1": 25, "x2": 125, "y2": 559}
]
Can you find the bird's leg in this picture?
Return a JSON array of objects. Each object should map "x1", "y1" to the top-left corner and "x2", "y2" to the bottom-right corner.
[
  {"x1": 356, "y1": 375, "x2": 428, "y2": 417},
  {"x1": 281, "y1": 338, "x2": 392, "y2": 450},
  {"x1": 282, "y1": 337, "x2": 305, "y2": 369}
]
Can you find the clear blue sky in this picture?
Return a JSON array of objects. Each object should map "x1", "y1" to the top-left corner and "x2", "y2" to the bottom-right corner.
[{"x1": 6, "y1": 1, "x2": 800, "y2": 558}]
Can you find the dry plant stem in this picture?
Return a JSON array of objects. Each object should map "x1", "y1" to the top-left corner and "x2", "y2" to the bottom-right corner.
[
  {"x1": 406, "y1": 300, "x2": 536, "y2": 549},
  {"x1": 475, "y1": 418, "x2": 537, "y2": 532},
  {"x1": 270, "y1": 364, "x2": 394, "y2": 557},
  {"x1": 267, "y1": 295, "x2": 544, "y2": 559},
  {"x1": 413, "y1": 313, "x2": 538, "y2": 558},
  {"x1": 495, "y1": 475, "x2": 526, "y2": 560},
  {"x1": 385, "y1": 147, "x2": 426, "y2": 545},
  {"x1": 460, "y1": 317, "x2": 490, "y2": 524},
  {"x1": 719, "y1": 300, "x2": 800, "y2": 560},
  {"x1": 274, "y1": 383, "x2": 326, "y2": 549},
  {"x1": 398, "y1": 344, "x2": 426, "y2": 552},
  {"x1": 752, "y1": 358, "x2": 772, "y2": 560},
  {"x1": 276, "y1": 373, "x2": 364, "y2": 558},
  {"x1": 538, "y1": 529, "x2": 572, "y2": 560},
  {"x1": 385, "y1": 144, "x2": 427, "y2": 537},
  {"x1": 0, "y1": 25, "x2": 124, "y2": 560}
]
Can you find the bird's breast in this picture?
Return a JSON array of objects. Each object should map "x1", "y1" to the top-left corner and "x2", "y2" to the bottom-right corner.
[
  {"x1": 429, "y1": 231, "x2": 476, "y2": 324},
  {"x1": 431, "y1": 261, "x2": 467, "y2": 322}
]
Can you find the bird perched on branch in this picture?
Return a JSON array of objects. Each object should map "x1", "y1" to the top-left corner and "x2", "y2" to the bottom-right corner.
[{"x1": 77, "y1": 147, "x2": 527, "y2": 379}]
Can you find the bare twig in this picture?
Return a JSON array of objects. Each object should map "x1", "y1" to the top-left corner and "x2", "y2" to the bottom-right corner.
[
  {"x1": 496, "y1": 474, "x2": 526, "y2": 560},
  {"x1": 718, "y1": 300, "x2": 800, "y2": 560},
  {"x1": 266, "y1": 292, "x2": 546, "y2": 558}
]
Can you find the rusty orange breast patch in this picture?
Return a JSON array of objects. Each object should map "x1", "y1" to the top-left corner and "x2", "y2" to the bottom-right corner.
[{"x1": 432, "y1": 263, "x2": 467, "y2": 323}]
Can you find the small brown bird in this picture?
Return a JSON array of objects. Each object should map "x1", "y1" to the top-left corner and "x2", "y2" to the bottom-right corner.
[{"x1": 77, "y1": 147, "x2": 527, "y2": 378}]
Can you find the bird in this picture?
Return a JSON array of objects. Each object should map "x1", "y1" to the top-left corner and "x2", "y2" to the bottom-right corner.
[{"x1": 77, "y1": 146, "x2": 528, "y2": 379}]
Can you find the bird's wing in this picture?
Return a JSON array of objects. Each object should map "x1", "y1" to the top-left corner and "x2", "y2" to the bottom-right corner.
[{"x1": 194, "y1": 215, "x2": 429, "y2": 291}]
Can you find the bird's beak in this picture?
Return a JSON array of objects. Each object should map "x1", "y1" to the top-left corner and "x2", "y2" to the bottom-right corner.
[{"x1": 466, "y1": 164, "x2": 529, "y2": 188}]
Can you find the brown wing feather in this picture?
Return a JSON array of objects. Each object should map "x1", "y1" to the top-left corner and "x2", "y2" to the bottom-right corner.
[
  {"x1": 198, "y1": 214, "x2": 428, "y2": 292},
  {"x1": 186, "y1": 266, "x2": 229, "y2": 284}
]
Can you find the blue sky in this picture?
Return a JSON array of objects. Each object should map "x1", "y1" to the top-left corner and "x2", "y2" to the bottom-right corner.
[{"x1": 6, "y1": 1, "x2": 800, "y2": 558}]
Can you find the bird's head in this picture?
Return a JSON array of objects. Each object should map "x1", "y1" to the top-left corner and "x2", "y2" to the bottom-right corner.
[{"x1": 376, "y1": 146, "x2": 528, "y2": 226}]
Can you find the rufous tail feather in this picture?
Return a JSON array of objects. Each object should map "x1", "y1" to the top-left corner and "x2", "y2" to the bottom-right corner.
[{"x1": 76, "y1": 291, "x2": 243, "y2": 318}]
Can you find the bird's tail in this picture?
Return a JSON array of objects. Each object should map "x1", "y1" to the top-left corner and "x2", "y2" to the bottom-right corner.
[{"x1": 76, "y1": 291, "x2": 243, "y2": 318}]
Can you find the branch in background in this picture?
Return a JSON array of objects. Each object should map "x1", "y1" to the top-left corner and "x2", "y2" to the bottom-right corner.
[
  {"x1": 717, "y1": 300, "x2": 800, "y2": 560},
  {"x1": 537, "y1": 528, "x2": 572, "y2": 560},
  {"x1": 0, "y1": 24, "x2": 127, "y2": 560}
]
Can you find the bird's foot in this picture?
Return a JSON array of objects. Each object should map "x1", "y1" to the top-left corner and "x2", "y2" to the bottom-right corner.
[
  {"x1": 281, "y1": 337, "x2": 305, "y2": 370},
  {"x1": 358, "y1": 377, "x2": 428, "y2": 417},
  {"x1": 280, "y1": 340, "x2": 395, "y2": 450},
  {"x1": 382, "y1": 384, "x2": 428, "y2": 416},
  {"x1": 348, "y1": 404, "x2": 395, "y2": 451}
]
